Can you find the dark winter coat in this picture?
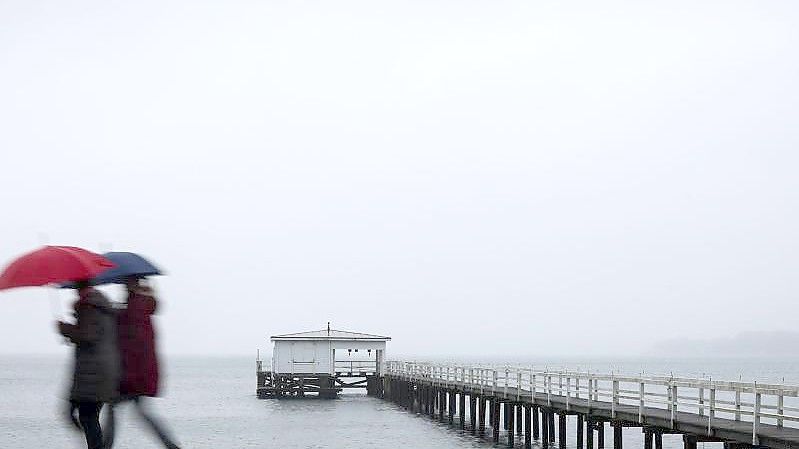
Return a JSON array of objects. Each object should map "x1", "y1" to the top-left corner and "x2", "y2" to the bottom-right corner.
[
  {"x1": 118, "y1": 286, "x2": 159, "y2": 397},
  {"x1": 60, "y1": 289, "x2": 120, "y2": 403}
]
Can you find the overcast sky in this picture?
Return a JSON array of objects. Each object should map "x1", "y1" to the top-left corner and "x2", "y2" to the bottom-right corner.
[{"x1": 0, "y1": 0, "x2": 797, "y2": 358}]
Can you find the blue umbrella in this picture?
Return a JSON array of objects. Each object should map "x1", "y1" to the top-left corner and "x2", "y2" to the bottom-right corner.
[{"x1": 62, "y1": 252, "x2": 163, "y2": 287}]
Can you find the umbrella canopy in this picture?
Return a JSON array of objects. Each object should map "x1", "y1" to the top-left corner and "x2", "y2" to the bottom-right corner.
[
  {"x1": 0, "y1": 246, "x2": 116, "y2": 291},
  {"x1": 84, "y1": 251, "x2": 163, "y2": 285}
]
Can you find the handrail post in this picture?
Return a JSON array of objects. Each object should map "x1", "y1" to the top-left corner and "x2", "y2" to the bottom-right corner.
[
  {"x1": 547, "y1": 373, "x2": 552, "y2": 406},
  {"x1": 588, "y1": 376, "x2": 593, "y2": 411},
  {"x1": 639, "y1": 381, "x2": 645, "y2": 424},
  {"x1": 531, "y1": 371, "x2": 537, "y2": 404},
  {"x1": 517, "y1": 371, "x2": 522, "y2": 401},
  {"x1": 735, "y1": 388, "x2": 741, "y2": 421},
  {"x1": 575, "y1": 377, "x2": 580, "y2": 399},
  {"x1": 753, "y1": 382, "x2": 761, "y2": 445},
  {"x1": 611, "y1": 376, "x2": 619, "y2": 419},
  {"x1": 566, "y1": 376, "x2": 571, "y2": 411},
  {"x1": 671, "y1": 383, "x2": 678, "y2": 429},
  {"x1": 504, "y1": 368, "x2": 509, "y2": 398},
  {"x1": 707, "y1": 380, "x2": 715, "y2": 437},
  {"x1": 699, "y1": 385, "x2": 705, "y2": 417},
  {"x1": 493, "y1": 370, "x2": 498, "y2": 395},
  {"x1": 778, "y1": 389, "x2": 784, "y2": 427}
]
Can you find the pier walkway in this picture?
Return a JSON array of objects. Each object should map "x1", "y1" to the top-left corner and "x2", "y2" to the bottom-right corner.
[{"x1": 379, "y1": 362, "x2": 799, "y2": 449}]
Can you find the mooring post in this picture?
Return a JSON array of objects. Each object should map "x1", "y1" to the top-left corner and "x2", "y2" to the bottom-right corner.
[
  {"x1": 525, "y1": 404, "x2": 532, "y2": 449},
  {"x1": 559, "y1": 413, "x2": 567, "y2": 449},
  {"x1": 577, "y1": 414, "x2": 584, "y2": 449},
  {"x1": 541, "y1": 409, "x2": 550, "y2": 449},
  {"x1": 613, "y1": 422, "x2": 622, "y2": 449},
  {"x1": 532, "y1": 405, "x2": 540, "y2": 440},
  {"x1": 508, "y1": 403, "x2": 516, "y2": 447}
]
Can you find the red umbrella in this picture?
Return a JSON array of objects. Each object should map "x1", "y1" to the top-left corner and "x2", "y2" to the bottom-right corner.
[{"x1": 0, "y1": 246, "x2": 116, "y2": 291}]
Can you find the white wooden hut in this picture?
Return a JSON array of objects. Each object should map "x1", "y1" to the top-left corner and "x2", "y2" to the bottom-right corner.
[{"x1": 257, "y1": 325, "x2": 391, "y2": 398}]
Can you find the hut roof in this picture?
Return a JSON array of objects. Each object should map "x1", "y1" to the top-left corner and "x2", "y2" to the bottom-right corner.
[{"x1": 271, "y1": 328, "x2": 391, "y2": 342}]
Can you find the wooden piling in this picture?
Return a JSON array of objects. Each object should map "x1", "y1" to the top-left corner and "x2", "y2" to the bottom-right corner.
[
  {"x1": 644, "y1": 429, "x2": 653, "y2": 449},
  {"x1": 549, "y1": 410, "x2": 556, "y2": 443},
  {"x1": 542, "y1": 409, "x2": 550, "y2": 449},
  {"x1": 460, "y1": 392, "x2": 466, "y2": 429},
  {"x1": 532, "y1": 406, "x2": 540, "y2": 440},
  {"x1": 505, "y1": 401, "x2": 510, "y2": 430},
  {"x1": 449, "y1": 391, "x2": 455, "y2": 424},
  {"x1": 478, "y1": 396, "x2": 485, "y2": 432},
  {"x1": 654, "y1": 431, "x2": 662, "y2": 449},
  {"x1": 525, "y1": 404, "x2": 532, "y2": 449},
  {"x1": 587, "y1": 419, "x2": 594, "y2": 449},
  {"x1": 683, "y1": 435, "x2": 697, "y2": 449},
  {"x1": 559, "y1": 413, "x2": 567, "y2": 449},
  {"x1": 577, "y1": 414, "x2": 584, "y2": 449},
  {"x1": 493, "y1": 400, "x2": 501, "y2": 443},
  {"x1": 470, "y1": 395, "x2": 477, "y2": 431},
  {"x1": 508, "y1": 403, "x2": 515, "y2": 447},
  {"x1": 598, "y1": 421, "x2": 605, "y2": 449},
  {"x1": 613, "y1": 422, "x2": 622, "y2": 449},
  {"x1": 517, "y1": 404, "x2": 523, "y2": 436}
]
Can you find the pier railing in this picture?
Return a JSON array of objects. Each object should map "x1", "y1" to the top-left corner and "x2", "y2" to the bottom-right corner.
[{"x1": 386, "y1": 361, "x2": 799, "y2": 441}]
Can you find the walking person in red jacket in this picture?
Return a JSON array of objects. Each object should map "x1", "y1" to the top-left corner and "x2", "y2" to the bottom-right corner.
[{"x1": 104, "y1": 277, "x2": 180, "y2": 449}]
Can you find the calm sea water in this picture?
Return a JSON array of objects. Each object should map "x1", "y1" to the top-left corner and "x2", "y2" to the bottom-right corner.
[{"x1": 1, "y1": 355, "x2": 797, "y2": 448}]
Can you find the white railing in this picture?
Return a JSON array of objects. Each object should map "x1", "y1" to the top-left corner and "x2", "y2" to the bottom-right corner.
[
  {"x1": 386, "y1": 361, "x2": 799, "y2": 445},
  {"x1": 335, "y1": 359, "x2": 378, "y2": 374}
]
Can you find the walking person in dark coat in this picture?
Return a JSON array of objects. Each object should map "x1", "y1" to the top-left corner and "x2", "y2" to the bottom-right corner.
[
  {"x1": 104, "y1": 277, "x2": 180, "y2": 449},
  {"x1": 58, "y1": 280, "x2": 120, "y2": 449}
]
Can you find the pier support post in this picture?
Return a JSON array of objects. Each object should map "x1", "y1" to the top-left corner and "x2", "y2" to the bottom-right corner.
[
  {"x1": 460, "y1": 392, "x2": 466, "y2": 429},
  {"x1": 559, "y1": 414, "x2": 567, "y2": 449},
  {"x1": 508, "y1": 403, "x2": 515, "y2": 447},
  {"x1": 517, "y1": 404, "x2": 523, "y2": 436},
  {"x1": 613, "y1": 422, "x2": 622, "y2": 449},
  {"x1": 598, "y1": 421, "x2": 605, "y2": 449},
  {"x1": 683, "y1": 435, "x2": 697, "y2": 449},
  {"x1": 440, "y1": 390, "x2": 446, "y2": 420},
  {"x1": 549, "y1": 411, "x2": 556, "y2": 443},
  {"x1": 644, "y1": 429, "x2": 653, "y2": 449},
  {"x1": 524, "y1": 404, "x2": 532, "y2": 449},
  {"x1": 449, "y1": 391, "x2": 455, "y2": 424},
  {"x1": 504, "y1": 402, "x2": 510, "y2": 430},
  {"x1": 654, "y1": 431, "x2": 662, "y2": 449},
  {"x1": 470, "y1": 395, "x2": 477, "y2": 431},
  {"x1": 577, "y1": 415, "x2": 584, "y2": 449},
  {"x1": 493, "y1": 401, "x2": 501, "y2": 443},
  {"x1": 587, "y1": 419, "x2": 594, "y2": 449},
  {"x1": 478, "y1": 396, "x2": 485, "y2": 432},
  {"x1": 542, "y1": 409, "x2": 550, "y2": 449},
  {"x1": 532, "y1": 406, "x2": 540, "y2": 440}
]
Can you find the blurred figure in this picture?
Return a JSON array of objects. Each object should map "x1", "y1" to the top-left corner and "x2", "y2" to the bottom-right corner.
[
  {"x1": 58, "y1": 280, "x2": 119, "y2": 449},
  {"x1": 104, "y1": 277, "x2": 180, "y2": 449}
]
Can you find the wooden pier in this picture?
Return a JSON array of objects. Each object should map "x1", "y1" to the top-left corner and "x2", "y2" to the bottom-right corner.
[{"x1": 377, "y1": 362, "x2": 799, "y2": 449}]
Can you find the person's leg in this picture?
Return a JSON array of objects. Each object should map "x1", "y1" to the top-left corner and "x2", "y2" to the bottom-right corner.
[
  {"x1": 102, "y1": 399, "x2": 120, "y2": 449},
  {"x1": 77, "y1": 401, "x2": 103, "y2": 449},
  {"x1": 133, "y1": 396, "x2": 180, "y2": 449}
]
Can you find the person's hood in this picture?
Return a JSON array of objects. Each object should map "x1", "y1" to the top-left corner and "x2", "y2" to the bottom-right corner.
[{"x1": 79, "y1": 289, "x2": 115, "y2": 313}]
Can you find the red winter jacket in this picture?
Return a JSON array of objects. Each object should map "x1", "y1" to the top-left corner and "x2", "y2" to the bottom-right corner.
[{"x1": 118, "y1": 287, "x2": 160, "y2": 397}]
